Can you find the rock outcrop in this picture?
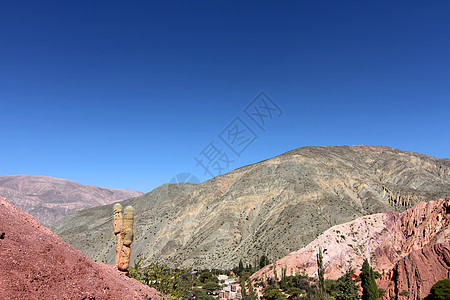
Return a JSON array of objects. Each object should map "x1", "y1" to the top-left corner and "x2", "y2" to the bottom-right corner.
[
  {"x1": 0, "y1": 196, "x2": 160, "y2": 300},
  {"x1": 250, "y1": 198, "x2": 450, "y2": 282},
  {"x1": 52, "y1": 145, "x2": 450, "y2": 269},
  {"x1": 0, "y1": 175, "x2": 143, "y2": 226},
  {"x1": 377, "y1": 242, "x2": 450, "y2": 300}
]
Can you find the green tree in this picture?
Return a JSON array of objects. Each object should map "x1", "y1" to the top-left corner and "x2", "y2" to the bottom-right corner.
[
  {"x1": 274, "y1": 264, "x2": 278, "y2": 283},
  {"x1": 199, "y1": 271, "x2": 216, "y2": 284},
  {"x1": 260, "y1": 255, "x2": 270, "y2": 269},
  {"x1": 317, "y1": 247, "x2": 326, "y2": 300},
  {"x1": 245, "y1": 279, "x2": 257, "y2": 300},
  {"x1": 287, "y1": 287, "x2": 304, "y2": 299},
  {"x1": 360, "y1": 259, "x2": 379, "y2": 300},
  {"x1": 335, "y1": 268, "x2": 359, "y2": 300},
  {"x1": 202, "y1": 281, "x2": 220, "y2": 293},
  {"x1": 128, "y1": 260, "x2": 183, "y2": 299},
  {"x1": 426, "y1": 278, "x2": 450, "y2": 300},
  {"x1": 280, "y1": 267, "x2": 288, "y2": 289},
  {"x1": 246, "y1": 263, "x2": 253, "y2": 272},
  {"x1": 191, "y1": 289, "x2": 215, "y2": 300},
  {"x1": 264, "y1": 288, "x2": 287, "y2": 300},
  {"x1": 239, "y1": 259, "x2": 244, "y2": 271}
]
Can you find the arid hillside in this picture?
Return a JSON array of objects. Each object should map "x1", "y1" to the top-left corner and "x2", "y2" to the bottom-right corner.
[
  {"x1": 52, "y1": 145, "x2": 450, "y2": 269},
  {"x1": 0, "y1": 175, "x2": 143, "y2": 226},
  {"x1": 0, "y1": 196, "x2": 160, "y2": 300}
]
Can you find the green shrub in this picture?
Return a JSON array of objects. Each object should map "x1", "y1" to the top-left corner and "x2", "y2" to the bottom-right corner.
[
  {"x1": 263, "y1": 288, "x2": 286, "y2": 300},
  {"x1": 399, "y1": 290, "x2": 410, "y2": 296},
  {"x1": 426, "y1": 279, "x2": 450, "y2": 300},
  {"x1": 335, "y1": 269, "x2": 359, "y2": 300},
  {"x1": 286, "y1": 287, "x2": 304, "y2": 298},
  {"x1": 202, "y1": 281, "x2": 220, "y2": 293},
  {"x1": 373, "y1": 271, "x2": 382, "y2": 279}
]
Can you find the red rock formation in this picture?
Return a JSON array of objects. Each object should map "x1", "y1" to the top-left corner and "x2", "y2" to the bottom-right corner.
[
  {"x1": 377, "y1": 242, "x2": 450, "y2": 300},
  {"x1": 250, "y1": 198, "x2": 450, "y2": 283},
  {"x1": 0, "y1": 196, "x2": 160, "y2": 300},
  {"x1": 373, "y1": 197, "x2": 450, "y2": 272}
]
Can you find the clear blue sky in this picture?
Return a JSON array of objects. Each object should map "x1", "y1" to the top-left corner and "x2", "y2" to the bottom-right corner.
[{"x1": 1, "y1": 1, "x2": 449, "y2": 192}]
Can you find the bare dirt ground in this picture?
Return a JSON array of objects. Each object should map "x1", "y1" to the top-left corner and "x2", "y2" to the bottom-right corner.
[{"x1": 0, "y1": 196, "x2": 160, "y2": 300}]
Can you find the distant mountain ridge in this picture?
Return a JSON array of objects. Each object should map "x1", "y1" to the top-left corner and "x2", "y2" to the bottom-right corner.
[
  {"x1": 0, "y1": 175, "x2": 143, "y2": 226},
  {"x1": 52, "y1": 145, "x2": 450, "y2": 269}
]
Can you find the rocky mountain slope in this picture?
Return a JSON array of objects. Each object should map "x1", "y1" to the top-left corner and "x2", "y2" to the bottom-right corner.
[
  {"x1": 0, "y1": 175, "x2": 143, "y2": 226},
  {"x1": 0, "y1": 196, "x2": 160, "y2": 300},
  {"x1": 378, "y1": 242, "x2": 450, "y2": 300},
  {"x1": 250, "y1": 197, "x2": 450, "y2": 282},
  {"x1": 52, "y1": 145, "x2": 450, "y2": 269}
]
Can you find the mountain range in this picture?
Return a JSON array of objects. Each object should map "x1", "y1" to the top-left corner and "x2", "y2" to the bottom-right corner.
[
  {"x1": 0, "y1": 175, "x2": 143, "y2": 226},
  {"x1": 51, "y1": 145, "x2": 450, "y2": 269}
]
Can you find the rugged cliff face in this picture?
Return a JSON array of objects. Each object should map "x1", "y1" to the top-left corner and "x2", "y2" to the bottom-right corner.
[
  {"x1": 250, "y1": 198, "x2": 450, "y2": 281},
  {"x1": 52, "y1": 145, "x2": 450, "y2": 269},
  {"x1": 0, "y1": 196, "x2": 160, "y2": 300},
  {"x1": 378, "y1": 242, "x2": 450, "y2": 300},
  {"x1": 0, "y1": 175, "x2": 142, "y2": 226}
]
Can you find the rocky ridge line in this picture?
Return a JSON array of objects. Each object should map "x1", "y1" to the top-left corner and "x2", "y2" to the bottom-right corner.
[{"x1": 0, "y1": 175, "x2": 143, "y2": 226}]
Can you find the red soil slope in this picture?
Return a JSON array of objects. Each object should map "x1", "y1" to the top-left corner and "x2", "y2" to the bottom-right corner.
[{"x1": 0, "y1": 196, "x2": 160, "y2": 300}]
